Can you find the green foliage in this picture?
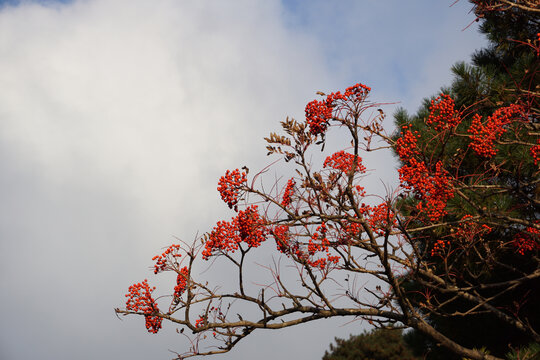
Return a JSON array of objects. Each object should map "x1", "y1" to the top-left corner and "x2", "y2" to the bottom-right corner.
[
  {"x1": 505, "y1": 342, "x2": 540, "y2": 360},
  {"x1": 391, "y1": 2, "x2": 539, "y2": 358},
  {"x1": 322, "y1": 328, "x2": 419, "y2": 360}
]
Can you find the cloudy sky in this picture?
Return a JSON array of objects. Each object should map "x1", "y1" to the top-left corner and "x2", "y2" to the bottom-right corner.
[{"x1": 0, "y1": 1, "x2": 487, "y2": 359}]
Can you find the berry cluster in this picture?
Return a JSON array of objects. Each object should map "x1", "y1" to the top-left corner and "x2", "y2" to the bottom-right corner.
[
  {"x1": 426, "y1": 94, "x2": 461, "y2": 131},
  {"x1": 203, "y1": 220, "x2": 234, "y2": 260},
  {"x1": 125, "y1": 279, "x2": 162, "y2": 333},
  {"x1": 327, "y1": 83, "x2": 372, "y2": 122},
  {"x1": 512, "y1": 226, "x2": 540, "y2": 256},
  {"x1": 396, "y1": 124, "x2": 454, "y2": 221},
  {"x1": 306, "y1": 254, "x2": 340, "y2": 270},
  {"x1": 195, "y1": 316, "x2": 206, "y2": 328},
  {"x1": 396, "y1": 125, "x2": 454, "y2": 221},
  {"x1": 307, "y1": 223, "x2": 328, "y2": 255},
  {"x1": 217, "y1": 169, "x2": 247, "y2": 211},
  {"x1": 468, "y1": 104, "x2": 523, "y2": 157},
  {"x1": 431, "y1": 239, "x2": 449, "y2": 257},
  {"x1": 152, "y1": 244, "x2": 181, "y2": 274},
  {"x1": 273, "y1": 223, "x2": 339, "y2": 270},
  {"x1": 174, "y1": 266, "x2": 190, "y2": 298},
  {"x1": 336, "y1": 203, "x2": 395, "y2": 239},
  {"x1": 341, "y1": 83, "x2": 371, "y2": 102},
  {"x1": 281, "y1": 178, "x2": 296, "y2": 207},
  {"x1": 323, "y1": 150, "x2": 366, "y2": 174},
  {"x1": 305, "y1": 223, "x2": 340, "y2": 270},
  {"x1": 326, "y1": 83, "x2": 372, "y2": 108},
  {"x1": 305, "y1": 83, "x2": 372, "y2": 136},
  {"x1": 453, "y1": 215, "x2": 492, "y2": 243},
  {"x1": 305, "y1": 99, "x2": 333, "y2": 136},
  {"x1": 273, "y1": 225, "x2": 291, "y2": 253},
  {"x1": 237, "y1": 206, "x2": 267, "y2": 245},
  {"x1": 355, "y1": 185, "x2": 366, "y2": 197},
  {"x1": 399, "y1": 160, "x2": 454, "y2": 221},
  {"x1": 202, "y1": 205, "x2": 267, "y2": 260},
  {"x1": 368, "y1": 202, "x2": 396, "y2": 236},
  {"x1": 395, "y1": 127, "x2": 420, "y2": 160},
  {"x1": 339, "y1": 219, "x2": 362, "y2": 244}
]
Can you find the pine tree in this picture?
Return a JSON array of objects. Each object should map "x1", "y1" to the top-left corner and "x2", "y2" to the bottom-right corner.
[
  {"x1": 322, "y1": 328, "x2": 419, "y2": 360},
  {"x1": 394, "y1": 2, "x2": 539, "y2": 358}
]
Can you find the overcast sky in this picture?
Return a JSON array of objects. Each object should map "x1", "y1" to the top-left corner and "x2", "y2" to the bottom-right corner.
[{"x1": 0, "y1": 1, "x2": 487, "y2": 359}]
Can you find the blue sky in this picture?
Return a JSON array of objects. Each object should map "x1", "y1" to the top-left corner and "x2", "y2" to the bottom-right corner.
[
  {"x1": 0, "y1": 0, "x2": 72, "y2": 6},
  {"x1": 0, "y1": 1, "x2": 486, "y2": 359}
]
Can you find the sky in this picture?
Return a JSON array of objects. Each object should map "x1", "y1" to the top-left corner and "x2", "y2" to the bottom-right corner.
[{"x1": 0, "y1": 1, "x2": 487, "y2": 359}]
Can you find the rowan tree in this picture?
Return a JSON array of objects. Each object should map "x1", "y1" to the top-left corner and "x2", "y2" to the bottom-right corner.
[
  {"x1": 116, "y1": 3, "x2": 539, "y2": 359},
  {"x1": 116, "y1": 76, "x2": 538, "y2": 359}
]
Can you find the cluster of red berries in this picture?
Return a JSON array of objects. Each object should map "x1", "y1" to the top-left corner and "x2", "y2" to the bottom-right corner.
[
  {"x1": 305, "y1": 83, "x2": 372, "y2": 136},
  {"x1": 236, "y1": 205, "x2": 267, "y2": 245},
  {"x1": 512, "y1": 226, "x2": 540, "y2": 255},
  {"x1": 339, "y1": 219, "x2": 362, "y2": 244},
  {"x1": 355, "y1": 185, "x2": 366, "y2": 197},
  {"x1": 368, "y1": 203, "x2": 396, "y2": 236},
  {"x1": 468, "y1": 104, "x2": 522, "y2": 157},
  {"x1": 307, "y1": 254, "x2": 340, "y2": 270},
  {"x1": 452, "y1": 215, "x2": 492, "y2": 243},
  {"x1": 305, "y1": 98, "x2": 333, "y2": 136},
  {"x1": 341, "y1": 83, "x2": 371, "y2": 102},
  {"x1": 304, "y1": 223, "x2": 340, "y2": 269},
  {"x1": 336, "y1": 203, "x2": 395, "y2": 239},
  {"x1": 281, "y1": 178, "x2": 296, "y2": 207},
  {"x1": 323, "y1": 150, "x2": 366, "y2": 174},
  {"x1": 397, "y1": 126, "x2": 454, "y2": 221},
  {"x1": 125, "y1": 279, "x2": 162, "y2": 333},
  {"x1": 273, "y1": 225, "x2": 292, "y2": 253},
  {"x1": 431, "y1": 239, "x2": 449, "y2": 257},
  {"x1": 426, "y1": 94, "x2": 461, "y2": 131},
  {"x1": 217, "y1": 169, "x2": 247, "y2": 211},
  {"x1": 328, "y1": 83, "x2": 372, "y2": 121},
  {"x1": 195, "y1": 316, "x2": 206, "y2": 328},
  {"x1": 174, "y1": 266, "x2": 189, "y2": 298},
  {"x1": 395, "y1": 127, "x2": 420, "y2": 160},
  {"x1": 202, "y1": 220, "x2": 236, "y2": 259},
  {"x1": 144, "y1": 314, "x2": 162, "y2": 334},
  {"x1": 399, "y1": 159, "x2": 454, "y2": 221},
  {"x1": 202, "y1": 205, "x2": 267, "y2": 260},
  {"x1": 326, "y1": 83, "x2": 372, "y2": 108},
  {"x1": 307, "y1": 223, "x2": 328, "y2": 255},
  {"x1": 151, "y1": 244, "x2": 182, "y2": 274},
  {"x1": 273, "y1": 223, "x2": 339, "y2": 269}
]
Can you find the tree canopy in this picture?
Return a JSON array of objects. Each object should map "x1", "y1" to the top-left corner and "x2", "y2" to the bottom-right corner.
[
  {"x1": 322, "y1": 327, "x2": 419, "y2": 360},
  {"x1": 392, "y1": 2, "x2": 539, "y2": 357}
]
